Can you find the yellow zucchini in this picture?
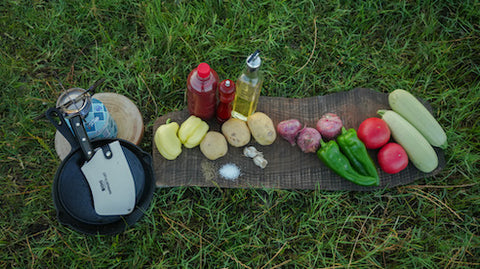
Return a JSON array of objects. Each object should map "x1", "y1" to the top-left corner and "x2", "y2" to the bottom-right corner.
[
  {"x1": 388, "y1": 89, "x2": 447, "y2": 149},
  {"x1": 378, "y1": 110, "x2": 438, "y2": 173}
]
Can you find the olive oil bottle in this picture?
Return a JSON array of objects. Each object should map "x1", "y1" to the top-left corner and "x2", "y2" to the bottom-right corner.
[{"x1": 231, "y1": 50, "x2": 264, "y2": 121}]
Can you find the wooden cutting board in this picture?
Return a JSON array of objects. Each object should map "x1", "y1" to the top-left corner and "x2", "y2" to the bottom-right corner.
[{"x1": 152, "y1": 88, "x2": 445, "y2": 191}]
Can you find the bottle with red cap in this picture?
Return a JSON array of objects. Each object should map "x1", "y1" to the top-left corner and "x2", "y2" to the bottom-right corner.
[
  {"x1": 216, "y1": 79, "x2": 236, "y2": 123},
  {"x1": 186, "y1": 63, "x2": 219, "y2": 120}
]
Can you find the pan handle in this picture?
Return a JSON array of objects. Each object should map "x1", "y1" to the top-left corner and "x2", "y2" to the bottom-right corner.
[
  {"x1": 46, "y1": 107, "x2": 79, "y2": 152},
  {"x1": 69, "y1": 115, "x2": 94, "y2": 160}
]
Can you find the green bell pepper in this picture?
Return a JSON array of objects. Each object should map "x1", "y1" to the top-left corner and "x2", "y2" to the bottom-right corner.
[
  {"x1": 337, "y1": 127, "x2": 379, "y2": 181},
  {"x1": 317, "y1": 139, "x2": 379, "y2": 187}
]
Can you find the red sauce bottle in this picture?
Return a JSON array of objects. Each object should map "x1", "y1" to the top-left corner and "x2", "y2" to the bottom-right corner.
[
  {"x1": 187, "y1": 63, "x2": 219, "y2": 120},
  {"x1": 216, "y1": 79, "x2": 236, "y2": 123}
]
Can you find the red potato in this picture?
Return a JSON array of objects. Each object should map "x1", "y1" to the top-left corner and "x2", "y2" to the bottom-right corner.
[
  {"x1": 297, "y1": 127, "x2": 322, "y2": 153},
  {"x1": 378, "y1": 143, "x2": 408, "y2": 174},
  {"x1": 357, "y1": 117, "x2": 391, "y2": 149},
  {"x1": 277, "y1": 119, "x2": 303, "y2": 146},
  {"x1": 316, "y1": 113, "x2": 343, "y2": 140}
]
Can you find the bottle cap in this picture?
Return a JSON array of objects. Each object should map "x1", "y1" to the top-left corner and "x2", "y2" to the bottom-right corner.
[
  {"x1": 246, "y1": 50, "x2": 261, "y2": 70},
  {"x1": 197, "y1": 63, "x2": 211, "y2": 78},
  {"x1": 219, "y1": 79, "x2": 235, "y2": 103},
  {"x1": 219, "y1": 79, "x2": 235, "y2": 94}
]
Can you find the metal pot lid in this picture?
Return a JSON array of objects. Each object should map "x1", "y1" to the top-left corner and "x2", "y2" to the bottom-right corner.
[{"x1": 56, "y1": 88, "x2": 92, "y2": 117}]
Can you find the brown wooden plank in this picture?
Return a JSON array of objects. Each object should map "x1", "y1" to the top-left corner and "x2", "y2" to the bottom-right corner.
[{"x1": 152, "y1": 88, "x2": 445, "y2": 191}]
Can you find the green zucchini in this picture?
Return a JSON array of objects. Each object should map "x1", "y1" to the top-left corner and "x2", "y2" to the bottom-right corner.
[
  {"x1": 388, "y1": 89, "x2": 447, "y2": 149},
  {"x1": 378, "y1": 110, "x2": 438, "y2": 173}
]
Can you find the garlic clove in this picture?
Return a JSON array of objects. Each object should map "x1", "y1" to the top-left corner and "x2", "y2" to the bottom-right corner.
[
  {"x1": 253, "y1": 155, "x2": 268, "y2": 169},
  {"x1": 243, "y1": 146, "x2": 262, "y2": 158}
]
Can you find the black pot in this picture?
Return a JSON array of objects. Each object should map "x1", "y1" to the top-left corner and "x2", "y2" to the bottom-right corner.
[{"x1": 46, "y1": 108, "x2": 155, "y2": 235}]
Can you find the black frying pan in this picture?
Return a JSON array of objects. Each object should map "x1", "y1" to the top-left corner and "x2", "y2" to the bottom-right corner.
[{"x1": 46, "y1": 108, "x2": 155, "y2": 235}]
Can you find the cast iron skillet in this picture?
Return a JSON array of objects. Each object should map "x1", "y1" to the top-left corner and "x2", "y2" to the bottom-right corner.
[{"x1": 46, "y1": 108, "x2": 155, "y2": 235}]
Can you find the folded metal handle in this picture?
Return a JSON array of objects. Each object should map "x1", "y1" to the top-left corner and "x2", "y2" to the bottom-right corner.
[
  {"x1": 46, "y1": 107, "x2": 94, "y2": 160},
  {"x1": 46, "y1": 107, "x2": 79, "y2": 152},
  {"x1": 69, "y1": 115, "x2": 94, "y2": 161}
]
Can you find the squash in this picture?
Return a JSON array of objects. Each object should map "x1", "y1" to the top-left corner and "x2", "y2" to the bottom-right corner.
[
  {"x1": 388, "y1": 89, "x2": 447, "y2": 149},
  {"x1": 378, "y1": 110, "x2": 438, "y2": 173}
]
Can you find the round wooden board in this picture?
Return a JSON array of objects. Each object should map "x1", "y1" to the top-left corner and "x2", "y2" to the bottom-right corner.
[{"x1": 55, "y1": 92, "x2": 144, "y2": 160}]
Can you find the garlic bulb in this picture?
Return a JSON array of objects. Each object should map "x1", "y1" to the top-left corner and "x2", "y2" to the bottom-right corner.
[{"x1": 243, "y1": 146, "x2": 267, "y2": 168}]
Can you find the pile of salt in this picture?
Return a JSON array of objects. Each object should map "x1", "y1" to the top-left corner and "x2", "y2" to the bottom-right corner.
[{"x1": 219, "y1": 163, "x2": 241, "y2": 181}]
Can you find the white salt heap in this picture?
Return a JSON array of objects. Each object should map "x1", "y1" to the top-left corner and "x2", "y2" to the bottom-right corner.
[{"x1": 219, "y1": 163, "x2": 241, "y2": 181}]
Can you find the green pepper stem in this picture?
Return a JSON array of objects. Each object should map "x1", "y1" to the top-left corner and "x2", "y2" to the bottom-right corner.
[
  {"x1": 377, "y1": 110, "x2": 387, "y2": 116},
  {"x1": 319, "y1": 138, "x2": 326, "y2": 148}
]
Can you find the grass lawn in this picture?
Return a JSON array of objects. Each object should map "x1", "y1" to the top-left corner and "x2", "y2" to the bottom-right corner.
[{"x1": 1, "y1": 0, "x2": 479, "y2": 267}]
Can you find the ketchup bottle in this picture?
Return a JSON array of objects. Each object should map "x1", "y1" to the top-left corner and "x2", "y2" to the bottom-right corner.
[
  {"x1": 187, "y1": 63, "x2": 219, "y2": 120},
  {"x1": 216, "y1": 79, "x2": 236, "y2": 123}
]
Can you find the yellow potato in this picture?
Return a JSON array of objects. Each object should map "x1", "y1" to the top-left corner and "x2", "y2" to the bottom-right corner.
[
  {"x1": 200, "y1": 131, "x2": 228, "y2": 160},
  {"x1": 247, "y1": 112, "x2": 277, "y2": 146},
  {"x1": 221, "y1": 118, "x2": 251, "y2": 147}
]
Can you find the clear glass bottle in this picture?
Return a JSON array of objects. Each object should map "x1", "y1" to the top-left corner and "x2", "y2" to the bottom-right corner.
[{"x1": 231, "y1": 50, "x2": 263, "y2": 121}]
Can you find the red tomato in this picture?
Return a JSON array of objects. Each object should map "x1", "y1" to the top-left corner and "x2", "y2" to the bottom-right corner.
[
  {"x1": 357, "y1": 117, "x2": 391, "y2": 149},
  {"x1": 378, "y1": 143, "x2": 408, "y2": 174}
]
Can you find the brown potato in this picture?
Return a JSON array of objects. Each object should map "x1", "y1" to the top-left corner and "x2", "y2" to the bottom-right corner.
[
  {"x1": 221, "y1": 118, "x2": 251, "y2": 147},
  {"x1": 200, "y1": 131, "x2": 228, "y2": 160},
  {"x1": 247, "y1": 112, "x2": 277, "y2": 146}
]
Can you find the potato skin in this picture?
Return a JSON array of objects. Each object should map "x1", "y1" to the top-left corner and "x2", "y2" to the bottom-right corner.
[
  {"x1": 247, "y1": 112, "x2": 277, "y2": 146},
  {"x1": 200, "y1": 131, "x2": 228, "y2": 160},
  {"x1": 221, "y1": 118, "x2": 251, "y2": 147}
]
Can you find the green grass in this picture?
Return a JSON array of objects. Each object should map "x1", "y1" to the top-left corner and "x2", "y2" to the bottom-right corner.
[{"x1": 1, "y1": 0, "x2": 479, "y2": 267}]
